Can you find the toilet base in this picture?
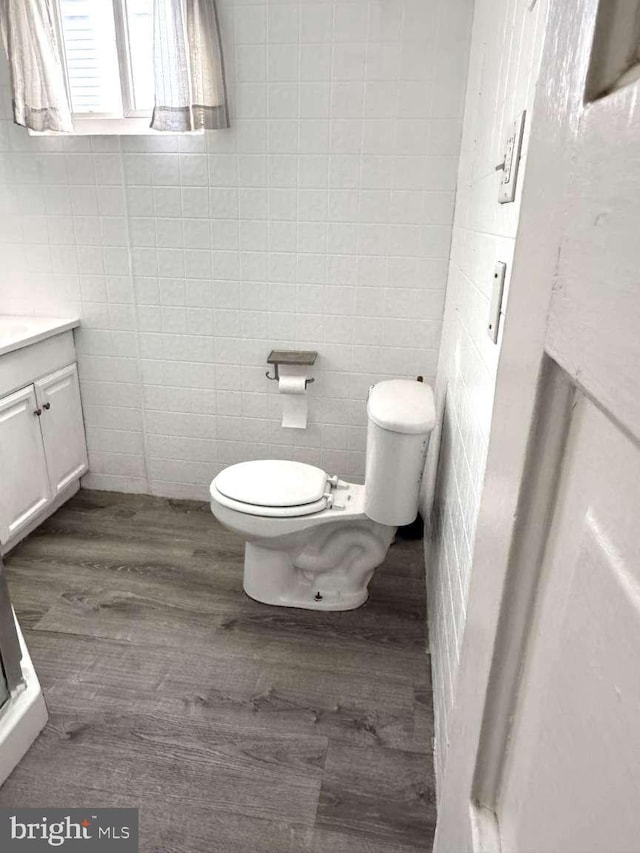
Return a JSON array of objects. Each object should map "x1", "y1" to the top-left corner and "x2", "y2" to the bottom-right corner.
[
  {"x1": 243, "y1": 582, "x2": 369, "y2": 611},
  {"x1": 242, "y1": 520, "x2": 394, "y2": 612},
  {"x1": 243, "y1": 542, "x2": 371, "y2": 611}
]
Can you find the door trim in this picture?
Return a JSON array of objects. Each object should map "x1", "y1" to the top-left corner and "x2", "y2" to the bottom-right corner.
[{"x1": 432, "y1": 0, "x2": 601, "y2": 849}]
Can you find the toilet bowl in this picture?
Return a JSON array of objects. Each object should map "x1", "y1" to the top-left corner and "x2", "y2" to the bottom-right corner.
[{"x1": 210, "y1": 379, "x2": 436, "y2": 611}]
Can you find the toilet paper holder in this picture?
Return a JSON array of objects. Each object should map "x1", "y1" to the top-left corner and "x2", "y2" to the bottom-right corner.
[{"x1": 265, "y1": 349, "x2": 317, "y2": 387}]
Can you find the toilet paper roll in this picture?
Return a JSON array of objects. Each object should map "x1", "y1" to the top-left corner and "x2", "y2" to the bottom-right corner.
[
  {"x1": 278, "y1": 375, "x2": 308, "y2": 428},
  {"x1": 278, "y1": 375, "x2": 307, "y2": 395}
]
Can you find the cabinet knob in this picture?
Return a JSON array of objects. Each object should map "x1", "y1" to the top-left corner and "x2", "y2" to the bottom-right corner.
[
  {"x1": 33, "y1": 408, "x2": 42, "y2": 416},
  {"x1": 42, "y1": 403, "x2": 51, "y2": 410}
]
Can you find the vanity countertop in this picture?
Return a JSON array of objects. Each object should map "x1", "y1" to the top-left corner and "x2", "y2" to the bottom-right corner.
[{"x1": 0, "y1": 316, "x2": 80, "y2": 357}]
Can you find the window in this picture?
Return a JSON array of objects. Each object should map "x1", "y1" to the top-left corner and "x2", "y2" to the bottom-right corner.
[
  {"x1": 55, "y1": 0, "x2": 155, "y2": 133},
  {"x1": 4, "y1": 0, "x2": 228, "y2": 135}
]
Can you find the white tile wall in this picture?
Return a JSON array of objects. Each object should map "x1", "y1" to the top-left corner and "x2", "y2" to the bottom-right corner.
[
  {"x1": 0, "y1": 0, "x2": 471, "y2": 500},
  {"x1": 424, "y1": 0, "x2": 550, "y2": 792}
]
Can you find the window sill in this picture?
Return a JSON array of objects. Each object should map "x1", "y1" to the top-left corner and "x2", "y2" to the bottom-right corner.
[{"x1": 28, "y1": 116, "x2": 204, "y2": 136}]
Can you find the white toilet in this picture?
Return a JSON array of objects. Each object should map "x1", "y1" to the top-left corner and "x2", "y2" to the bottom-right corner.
[{"x1": 210, "y1": 379, "x2": 436, "y2": 611}]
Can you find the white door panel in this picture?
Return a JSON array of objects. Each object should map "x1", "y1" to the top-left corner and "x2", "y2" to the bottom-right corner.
[
  {"x1": 0, "y1": 385, "x2": 51, "y2": 543},
  {"x1": 434, "y1": 1, "x2": 640, "y2": 849},
  {"x1": 492, "y1": 2, "x2": 640, "y2": 846},
  {"x1": 35, "y1": 364, "x2": 88, "y2": 496},
  {"x1": 498, "y1": 396, "x2": 640, "y2": 852}
]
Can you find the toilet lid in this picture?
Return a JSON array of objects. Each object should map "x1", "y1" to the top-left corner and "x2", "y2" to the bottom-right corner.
[{"x1": 214, "y1": 460, "x2": 329, "y2": 508}]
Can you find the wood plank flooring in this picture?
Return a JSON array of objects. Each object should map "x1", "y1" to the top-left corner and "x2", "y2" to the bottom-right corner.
[{"x1": 0, "y1": 490, "x2": 435, "y2": 852}]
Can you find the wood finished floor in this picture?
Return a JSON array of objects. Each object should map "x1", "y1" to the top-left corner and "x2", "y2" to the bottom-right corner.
[{"x1": 0, "y1": 490, "x2": 435, "y2": 853}]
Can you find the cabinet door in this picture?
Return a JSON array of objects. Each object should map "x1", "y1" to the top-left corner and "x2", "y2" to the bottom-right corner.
[
  {"x1": 0, "y1": 386, "x2": 52, "y2": 543},
  {"x1": 35, "y1": 364, "x2": 88, "y2": 497}
]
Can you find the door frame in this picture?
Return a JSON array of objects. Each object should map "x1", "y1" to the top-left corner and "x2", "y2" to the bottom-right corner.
[{"x1": 432, "y1": 0, "x2": 605, "y2": 848}]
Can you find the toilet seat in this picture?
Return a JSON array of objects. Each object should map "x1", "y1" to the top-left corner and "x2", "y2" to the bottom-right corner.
[
  {"x1": 211, "y1": 486, "x2": 329, "y2": 517},
  {"x1": 212, "y1": 459, "x2": 332, "y2": 518}
]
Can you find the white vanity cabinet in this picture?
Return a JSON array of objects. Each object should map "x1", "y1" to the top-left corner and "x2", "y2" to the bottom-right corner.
[
  {"x1": 0, "y1": 319, "x2": 87, "y2": 551},
  {"x1": 34, "y1": 364, "x2": 88, "y2": 498},
  {"x1": 0, "y1": 385, "x2": 52, "y2": 544}
]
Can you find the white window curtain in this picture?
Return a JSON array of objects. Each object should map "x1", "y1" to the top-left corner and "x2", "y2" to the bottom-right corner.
[
  {"x1": 151, "y1": 0, "x2": 229, "y2": 132},
  {"x1": 0, "y1": 0, "x2": 72, "y2": 132}
]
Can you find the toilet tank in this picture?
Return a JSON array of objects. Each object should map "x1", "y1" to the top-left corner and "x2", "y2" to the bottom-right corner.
[{"x1": 364, "y1": 379, "x2": 436, "y2": 526}]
